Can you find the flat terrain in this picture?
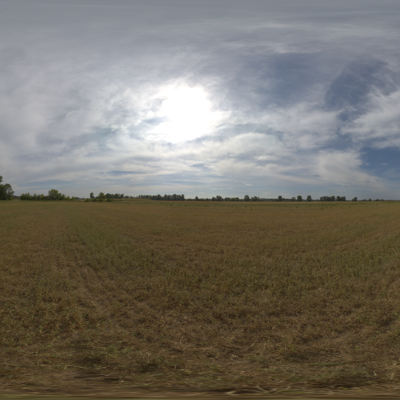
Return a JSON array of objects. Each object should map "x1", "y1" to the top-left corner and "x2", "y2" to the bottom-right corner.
[{"x1": 2, "y1": 200, "x2": 400, "y2": 397}]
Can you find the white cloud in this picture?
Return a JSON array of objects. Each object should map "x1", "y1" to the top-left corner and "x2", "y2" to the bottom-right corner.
[
  {"x1": 345, "y1": 90, "x2": 400, "y2": 148},
  {"x1": 316, "y1": 150, "x2": 380, "y2": 187}
]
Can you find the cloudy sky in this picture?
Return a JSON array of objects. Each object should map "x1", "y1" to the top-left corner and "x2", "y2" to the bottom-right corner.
[{"x1": 1, "y1": 0, "x2": 400, "y2": 199}]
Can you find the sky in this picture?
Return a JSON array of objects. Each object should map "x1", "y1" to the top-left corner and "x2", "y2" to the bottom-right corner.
[{"x1": 1, "y1": 0, "x2": 400, "y2": 199}]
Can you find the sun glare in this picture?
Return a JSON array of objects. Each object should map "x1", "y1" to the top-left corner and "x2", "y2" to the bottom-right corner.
[{"x1": 152, "y1": 86, "x2": 216, "y2": 143}]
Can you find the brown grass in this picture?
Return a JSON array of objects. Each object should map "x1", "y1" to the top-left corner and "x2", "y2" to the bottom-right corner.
[{"x1": 1, "y1": 200, "x2": 400, "y2": 395}]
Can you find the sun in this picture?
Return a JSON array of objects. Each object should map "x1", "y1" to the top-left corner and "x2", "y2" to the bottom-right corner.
[{"x1": 153, "y1": 86, "x2": 215, "y2": 143}]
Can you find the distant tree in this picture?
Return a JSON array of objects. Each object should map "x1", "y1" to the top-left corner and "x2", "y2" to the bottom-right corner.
[
  {"x1": 48, "y1": 189, "x2": 62, "y2": 200},
  {"x1": 244, "y1": 195, "x2": 250, "y2": 201},
  {"x1": 291, "y1": 197, "x2": 296, "y2": 201},
  {"x1": 21, "y1": 189, "x2": 68, "y2": 201},
  {"x1": 0, "y1": 176, "x2": 14, "y2": 200},
  {"x1": 216, "y1": 195, "x2": 223, "y2": 201},
  {"x1": 352, "y1": 197, "x2": 358, "y2": 202},
  {"x1": 306, "y1": 195, "x2": 312, "y2": 201},
  {"x1": 90, "y1": 192, "x2": 94, "y2": 199},
  {"x1": 138, "y1": 193, "x2": 185, "y2": 201},
  {"x1": 195, "y1": 196, "x2": 199, "y2": 200},
  {"x1": 98, "y1": 192, "x2": 106, "y2": 199},
  {"x1": 297, "y1": 195, "x2": 302, "y2": 202},
  {"x1": 278, "y1": 195, "x2": 283, "y2": 201},
  {"x1": 20, "y1": 193, "x2": 32, "y2": 200}
]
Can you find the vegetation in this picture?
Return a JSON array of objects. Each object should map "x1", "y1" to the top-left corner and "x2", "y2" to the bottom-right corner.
[
  {"x1": 136, "y1": 194, "x2": 354, "y2": 202},
  {"x1": 92, "y1": 192, "x2": 128, "y2": 200},
  {"x1": 320, "y1": 196, "x2": 346, "y2": 201},
  {"x1": 138, "y1": 194, "x2": 185, "y2": 201},
  {"x1": 0, "y1": 176, "x2": 14, "y2": 200},
  {"x1": 20, "y1": 189, "x2": 72, "y2": 201},
  {"x1": 90, "y1": 192, "x2": 388, "y2": 202},
  {"x1": 1, "y1": 200, "x2": 400, "y2": 395}
]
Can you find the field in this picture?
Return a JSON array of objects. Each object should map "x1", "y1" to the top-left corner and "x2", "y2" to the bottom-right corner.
[{"x1": 1, "y1": 200, "x2": 400, "y2": 397}]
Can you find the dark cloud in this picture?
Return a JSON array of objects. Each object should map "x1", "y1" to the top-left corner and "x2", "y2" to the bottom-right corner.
[{"x1": 325, "y1": 56, "x2": 400, "y2": 121}]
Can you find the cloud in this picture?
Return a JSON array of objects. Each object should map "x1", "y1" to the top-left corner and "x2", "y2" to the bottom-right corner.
[
  {"x1": 344, "y1": 90, "x2": 400, "y2": 148},
  {"x1": 324, "y1": 56, "x2": 400, "y2": 128},
  {"x1": 1, "y1": 0, "x2": 400, "y2": 199}
]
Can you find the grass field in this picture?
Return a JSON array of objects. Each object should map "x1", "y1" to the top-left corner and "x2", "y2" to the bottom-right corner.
[{"x1": 1, "y1": 200, "x2": 400, "y2": 395}]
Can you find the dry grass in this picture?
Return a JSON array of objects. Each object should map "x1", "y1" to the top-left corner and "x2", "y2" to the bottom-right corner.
[{"x1": 1, "y1": 200, "x2": 400, "y2": 394}]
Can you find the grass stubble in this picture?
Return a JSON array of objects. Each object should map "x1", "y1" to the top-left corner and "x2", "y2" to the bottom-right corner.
[{"x1": 1, "y1": 200, "x2": 400, "y2": 397}]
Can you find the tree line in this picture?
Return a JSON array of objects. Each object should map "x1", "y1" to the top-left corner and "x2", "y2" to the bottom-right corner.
[
  {"x1": 137, "y1": 194, "x2": 345, "y2": 201},
  {"x1": 20, "y1": 189, "x2": 75, "y2": 201},
  {"x1": 139, "y1": 194, "x2": 384, "y2": 202},
  {"x1": 138, "y1": 194, "x2": 185, "y2": 201},
  {"x1": 0, "y1": 175, "x2": 387, "y2": 202},
  {"x1": 277, "y1": 195, "x2": 381, "y2": 202},
  {"x1": 90, "y1": 192, "x2": 130, "y2": 200},
  {"x1": 277, "y1": 195, "x2": 348, "y2": 202}
]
